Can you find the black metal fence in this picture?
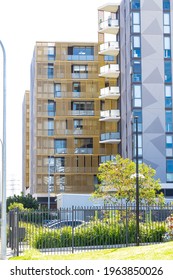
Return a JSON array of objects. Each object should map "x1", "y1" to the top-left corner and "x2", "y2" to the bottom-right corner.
[{"x1": 7, "y1": 204, "x2": 173, "y2": 256}]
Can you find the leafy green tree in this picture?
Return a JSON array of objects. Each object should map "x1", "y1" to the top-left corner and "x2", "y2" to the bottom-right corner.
[
  {"x1": 8, "y1": 202, "x2": 25, "y2": 212},
  {"x1": 7, "y1": 193, "x2": 39, "y2": 212},
  {"x1": 93, "y1": 155, "x2": 164, "y2": 205}
]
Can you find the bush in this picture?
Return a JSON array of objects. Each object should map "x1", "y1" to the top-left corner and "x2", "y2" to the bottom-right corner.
[{"x1": 22, "y1": 219, "x2": 167, "y2": 249}]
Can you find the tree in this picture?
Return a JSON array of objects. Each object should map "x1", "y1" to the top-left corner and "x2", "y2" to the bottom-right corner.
[
  {"x1": 7, "y1": 193, "x2": 39, "y2": 212},
  {"x1": 93, "y1": 155, "x2": 164, "y2": 205},
  {"x1": 8, "y1": 202, "x2": 25, "y2": 212}
]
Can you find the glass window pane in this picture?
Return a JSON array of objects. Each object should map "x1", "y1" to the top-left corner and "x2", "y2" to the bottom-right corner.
[
  {"x1": 133, "y1": 36, "x2": 140, "y2": 47},
  {"x1": 165, "y1": 85, "x2": 172, "y2": 97},
  {"x1": 134, "y1": 85, "x2": 141, "y2": 97},
  {"x1": 164, "y1": 37, "x2": 171, "y2": 49},
  {"x1": 166, "y1": 159, "x2": 173, "y2": 172},
  {"x1": 165, "y1": 61, "x2": 172, "y2": 82},
  {"x1": 133, "y1": 12, "x2": 140, "y2": 24},
  {"x1": 164, "y1": 13, "x2": 170, "y2": 25}
]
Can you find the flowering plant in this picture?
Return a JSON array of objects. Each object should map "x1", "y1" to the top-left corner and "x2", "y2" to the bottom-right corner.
[{"x1": 163, "y1": 214, "x2": 173, "y2": 241}]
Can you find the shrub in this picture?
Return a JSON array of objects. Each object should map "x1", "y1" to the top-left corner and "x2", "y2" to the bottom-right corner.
[{"x1": 20, "y1": 219, "x2": 167, "y2": 250}]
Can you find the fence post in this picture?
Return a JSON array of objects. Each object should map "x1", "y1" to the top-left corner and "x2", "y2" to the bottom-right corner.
[
  {"x1": 16, "y1": 208, "x2": 19, "y2": 256},
  {"x1": 72, "y1": 206, "x2": 74, "y2": 253},
  {"x1": 125, "y1": 202, "x2": 128, "y2": 247}
]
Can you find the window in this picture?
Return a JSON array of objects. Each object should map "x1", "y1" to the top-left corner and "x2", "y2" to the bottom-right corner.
[
  {"x1": 132, "y1": 36, "x2": 141, "y2": 58},
  {"x1": 48, "y1": 63, "x2": 54, "y2": 78},
  {"x1": 48, "y1": 47, "x2": 55, "y2": 60},
  {"x1": 48, "y1": 100, "x2": 55, "y2": 116},
  {"x1": 71, "y1": 65, "x2": 88, "y2": 79},
  {"x1": 55, "y1": 157, "x2": 65, "y2": 173},
  {"x1": 166, "y1": 159, "x2": 173, "y2": 172},
  {"x1": 132, "y1": 12, "x2": 140, "y2": 33},
  {"x1": 163, "y1": 0, "x2": 170, "y2": 10},
  {"x1": 163, "y1": 13, "x2": 170, "y2": 34},
  {"x1": 166, "y1": 135, "x2": 173, "y2": 156},
  {"x1": 164, "y1": 61, "x2": 172, "y2": 82},
  {"x1": 133, "y1": 84, "x2": 142, "y2": 107},
  {"x1": 104, "y1": 55, "x2": 115, "y2": 61},
  {"x1": 59, "y1": 175, "x2": 65, "y2": 191},
  {"x1": 134, "y1": 134, "x2": 142, "y2": 157},
  {"x1": 71, "y1": 101, "x2": 94, "y2": 115},
  {"x1": 165, "y1": 110, "x2": 173, "y2": 132},
  {"x1": 54, "y1": 139, "x2": 67, "y2": 154},
  {"x1": 74, "y1": 119, "x2": 83, "y2": 129},
  {"x1": 74, "y1": 138, "x2": 93, "y2": 154},
  {"x1": 133, "y1": 110, "x2": 142, "y2": 132},
  {"x1": 132, "y1": 61, "x2": 141, "y2": 82},
  {"x1": 164, "y1": 36, "x2": 171, "y2": 58},
  {"x1": 73, "y1": 82, "x2": 80, "y2": 94},
  {"x1": 46, "y1": 175, "x2": 54, "y2": 192},
  {"x1": 48, "y1": 157, "x2": 55, "y2": 173},
  {"x1": 48, "y1": 119, "x2": 54, "y2": 136},
  {"x1": 165, "y1": 85, "x2": 172, "y2": 108},
  {"x1": 54, "y1": 83, "x2": 61, "y2": 97},
  {"x1": 131, "y1": 0, "x2": 140, "y2": 9},
  {"x1": 68, "y1": 46, "x2": 94, "y2": 60}
]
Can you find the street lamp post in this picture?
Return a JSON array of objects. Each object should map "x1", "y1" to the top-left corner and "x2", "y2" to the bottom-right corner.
[
  {"x1": 0, "y1": 40, "x2": 7, "y2": 259},
  {"x1": 134, "y1": 116, "x2": 140, "y2": 246}
]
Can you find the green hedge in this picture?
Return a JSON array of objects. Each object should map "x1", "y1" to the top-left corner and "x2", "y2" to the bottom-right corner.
[{"x1": 23, "y1": 220, "x2": 167, "y2": 249}]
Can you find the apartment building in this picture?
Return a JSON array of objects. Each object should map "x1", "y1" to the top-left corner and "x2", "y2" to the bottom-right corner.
[
  {"x1": 119, "y1": 0, "x2": 173, "y2": 199},
  {"x1": 27, "y1": 41, "x2": 119, "y2": 208},
  {"x1": 23, "y1": 0, "x2": 173, "y2": 207}
]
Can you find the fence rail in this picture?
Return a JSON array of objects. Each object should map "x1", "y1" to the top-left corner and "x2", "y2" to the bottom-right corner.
[{"x1": 7, "y1": 204, "x2": 173, "y2": 256}]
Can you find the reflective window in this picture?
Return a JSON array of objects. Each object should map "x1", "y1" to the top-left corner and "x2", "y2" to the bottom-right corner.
[
  {"x1": 131, "y1": 0, "x2": 140, "y2": 9},
  {"x1": 133, "y1": 84, "x2": 141, "y2": 107},
  {"x1": 133, "y1": 110, "x2": 142, "y2": 132},
  {"x1": 132, "y1": 12, "x2": 140, "y2": 33},
  {"x1": 54, "y1": 83, "x2": 61, "y2": 97},
  {"x1": 164, "y1": 36, "x2": 171, "y2": 58},
  {"x1": 68, "y1": 46, "x2": 94, "y2": 61},
  {"x1": 166, "y1": 159, "x2": 173, "y2": 172},
  {"x1": 132, "y1": 61, "x2": 141, "y2": 82},
  {"x1": 48, "y1": 47, "x2": 55, "y2": 60},
  {"x1": 163, "y1": 13, "x2": 170, "y2": 34},
  {"x1": 48, "y1": 63, "x2": 54, "y2": 78},
  {"x1": 54, "y1": 139, "x2": 67, "y2": 154},
  {"x1": 165, "y1": 61, "x2": 172, "y2": 82},
  {"x1": 165, "y1": 110, "x2": 173, "y2": 132},
  {"x1": 165, "y1": 85, "x2": 172, "y2": 108},
  {"x1": 48, "y1": 100, "x2": 55, "y2": 116},
  {"x1": 163, "y1": 0, "x2": 170, "y2": 10}
]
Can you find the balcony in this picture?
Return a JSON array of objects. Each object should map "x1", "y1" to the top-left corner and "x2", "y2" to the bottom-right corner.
[
  {"x1": 99, "y1": 41, "x2": 119, "y2": 56},
  {"x1": 99, "y1": 110, "x2": 120, "y2": 122},
  {"x1": 99, "y1": 64, "x2": 120, "y2": 78},
  {"x1": 71, "y1": 110, "x2": 94, "y2": 116},
  {"x1": 54, "y1": 148, "x2": 67, "y2": 154},
  {"x1": 98, "y1": 2, "x2": 120, "y2": 13},
  {"x1": 100, "y1": 132, "x2": 121, "y2": 144},
  {"x1": 99, "y1": 86, "x2": 120, "y2": 100},
  {"x1": 100, "y1": 155, "x2": 116, "y2": 163},
  {"x1": 99, "y1": 18, "x2": 119, "y2": 35},
  {"x1": 74, "y1": 148, "x2": 93, "y2": 154}
]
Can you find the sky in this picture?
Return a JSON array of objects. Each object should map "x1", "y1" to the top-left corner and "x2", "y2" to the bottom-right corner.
[{"x1": 0, "y1": 0, "x2": 108, "y2": 194}]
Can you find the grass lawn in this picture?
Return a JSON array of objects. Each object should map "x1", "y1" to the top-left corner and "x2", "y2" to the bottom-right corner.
[{"x1": 10, "y1": 242, "x2": 173, "y2": 260}]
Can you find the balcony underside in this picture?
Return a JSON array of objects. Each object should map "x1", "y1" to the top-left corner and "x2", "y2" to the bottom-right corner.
[
  {"x1": 99, "y1": 71, "x2": 120, "y2": 78},
  {"x1": 99, "y1": 139, "x2": 121, "y2": 144},
  {"x1": 99, "y1": 47, "x2": 119, "y2": 56},
  {"x1": 99, "y1": 93, "x2": 120, "y2": 100},
  {"x1": 99, "y1": 26, "x2": 119, "y2": 35},
  {"x1": 98, "y1": 3, "x2": 120, "y2": 13},
  {"x1": 99, "y1": 116, "x2": 120, "y2": 122}
]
